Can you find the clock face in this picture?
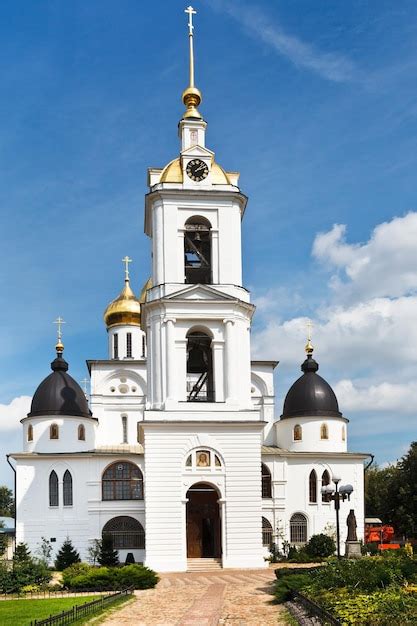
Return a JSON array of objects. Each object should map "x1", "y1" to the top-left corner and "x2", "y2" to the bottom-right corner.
[{"x1": 186, "y1": 159, "x2": 209, "y2": 182}]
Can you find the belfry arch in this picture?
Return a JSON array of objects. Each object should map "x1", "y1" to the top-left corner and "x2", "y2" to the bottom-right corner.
[{"x1": 184, "y1": 216, "x2": 212, "y2": 284}]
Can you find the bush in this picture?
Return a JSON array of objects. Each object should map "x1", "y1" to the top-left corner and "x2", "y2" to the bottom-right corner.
[
  {"x1": 275, "y1": 573, "x2": 312, "y2": 602},
  {"x1": 54, "y1": 538, "x2": 81, "y2": 571},
  {"x1": 61, "y1": 562, "x2": 91, "y2": 588},
  {"x1": 114, "y1": 564, "x2": 159, "y2": 590},
  {"x1": 63, "y1": 563, "x2": 159, "y2": 591},
  {"x1": 305, "y1": 534, "x2": 336, "y2": 559}
]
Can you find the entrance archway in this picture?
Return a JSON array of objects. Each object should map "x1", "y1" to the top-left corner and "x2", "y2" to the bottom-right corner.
[{"x1": 186, "y1": 483, "x2": 221, "y2": 558}]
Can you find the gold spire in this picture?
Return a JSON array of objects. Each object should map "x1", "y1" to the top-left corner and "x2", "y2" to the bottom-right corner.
[
  {"x1": 182, "y1": 6, "x2": 203, "y2": 120},
  {"x1": 305, "y1": 320, "x2": 314, "y2": 356},
  {"x1": 103, "y1": 258, "x2": 142, "y2": 328},
  {"x1": 53, "y1": 316, "x2": 65, "y2": 354}
]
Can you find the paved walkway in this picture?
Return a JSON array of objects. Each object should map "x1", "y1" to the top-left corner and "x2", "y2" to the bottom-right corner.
[{"x1": 102, "y1": 567, "x2": 288, "y2": 626}]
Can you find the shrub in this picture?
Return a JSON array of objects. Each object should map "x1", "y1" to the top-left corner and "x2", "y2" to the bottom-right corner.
[
  {"x1": 70, "y1": 567, "x2": 113, "y2": 591},
  {"x1": 275, "y1": 573, "x2": 312, "y2": 603},
  {"x1": 61, "y1": 562, "x2": 91, "y2": 588},
  {"x1": 63, "y1": 563, "x2": 159, "y2": 591},
  {"x1": 305, "y1": 534, "x2": 335, "y2": 559},
  {"x1": 54, "y1": 538, "x2": 81, "y2": 571},
  {"x1": 114, "y1": 564, "x2": 159, "y2": 589}
]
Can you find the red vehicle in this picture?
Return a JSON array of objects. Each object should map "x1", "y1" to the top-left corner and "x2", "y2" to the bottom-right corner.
[{"x1": 364, "y1": 517, "x2": 400, "y2": 550}]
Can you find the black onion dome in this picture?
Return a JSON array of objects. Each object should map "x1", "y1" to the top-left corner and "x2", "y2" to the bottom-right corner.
[
  {"x1": 28, "y1": 353, "x2": 91, "y2": 418},
  {"x1": 281, "y1": 353, "x2": 342, "y2": 419}
]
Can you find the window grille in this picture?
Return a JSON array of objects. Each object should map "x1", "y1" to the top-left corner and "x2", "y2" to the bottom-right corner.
[
  {"x1": 102, "y1": 516, "x2": 145, "y2": 549},
  {"x1": 63, "y1": 470, "x2": 73, "y2": 506},
  {"x1": 290, "y1": 513, "x2": 307, "y2": 544},
  {"x1": 261, "y1": 463, "x2": 272, "y2": 498},
  {"x1": 102, "y1": 462, "x2": 143, "y2": 501},
  {"x1": 126, "y1": 333, "x2": 132, "y2": 358},
  {"x1": 49, "y1": 471, "x2": 59, "y2": 507},
  {"x1": 262, "y1": 517, "x2": 273, "y2": 546}
]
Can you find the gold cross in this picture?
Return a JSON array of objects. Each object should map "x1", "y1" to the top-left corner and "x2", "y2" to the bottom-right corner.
[
  {"x1": 122, "y1": 256, "x2": 132, "y2": 281},
  {"x1": 305, "y1": 319, "x2": 314, "y2": 355},
  {"x1": 185, "y1": 5, "x2": 196, "y2": 36},
  {"x1": 53, "y1": 316, "x2": 66, "y2": 342}
]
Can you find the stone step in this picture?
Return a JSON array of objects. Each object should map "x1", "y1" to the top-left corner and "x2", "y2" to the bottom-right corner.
[{"x1": 187, "y1": 558, "x2": 223, "y2": 571}]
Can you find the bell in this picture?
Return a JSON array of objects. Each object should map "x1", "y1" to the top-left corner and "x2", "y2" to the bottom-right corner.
[{"x1": 187, "y1": 346, "x2": 208, "y2": 373}]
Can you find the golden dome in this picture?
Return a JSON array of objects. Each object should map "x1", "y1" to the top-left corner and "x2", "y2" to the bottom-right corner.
[
  {"x1": 104, "y1": 278, "x2": 141, "y2": 328},
  {"x1": 159, "y1": 158, "x2": 230, "y2": 185}
]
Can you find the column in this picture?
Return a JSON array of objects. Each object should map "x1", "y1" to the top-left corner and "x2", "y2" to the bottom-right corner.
[
  {"x1": 223, "y1": 318, "x2": 237, "y2": 404},
  {"x1": 165, "y1": 317, "x2": 177, "y2": 402}
]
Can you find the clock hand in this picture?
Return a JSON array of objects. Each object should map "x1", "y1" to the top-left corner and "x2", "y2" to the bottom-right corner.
[{"x1": 194, "y1": 163, "x2": 206, "y2": 173}]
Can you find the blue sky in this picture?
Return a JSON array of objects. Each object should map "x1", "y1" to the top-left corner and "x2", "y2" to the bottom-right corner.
[{"x1": 1, "y1": 0, "x2": 417, "y2": 486}]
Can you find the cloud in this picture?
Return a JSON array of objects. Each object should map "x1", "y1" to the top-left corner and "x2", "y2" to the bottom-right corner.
[
  {"x1": 313, "y1": 212, "x2": 417, "y2": 301},
  {"x1": 0, "y1": 396, "x2": 31, "y2": 433},
  {"x1": 334, "y1": 379, "x2": 417, "y2": 413},
  {"x1": 212, "y1": 1, "x2": 358, "y2": 83}
]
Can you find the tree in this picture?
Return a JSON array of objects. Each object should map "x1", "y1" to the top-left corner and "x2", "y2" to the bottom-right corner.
[
  {"x1": 13, "y1": 542, "x2": 31, "y2": 564},
  {"x1": 391, "y1": 441, "x2": 417, "y2": 537},
  {"x1": 87, "y1": 539, "x2": 101, "y2": 566},
  {"x1": 0, "y1": 486, "x2": 14, "y2": 517},
  {"x1": 54, "y1": 538, "x2": 81, "y2": 571},
  {"x1": 36, "y1": 537, "x2": 53, "y2": 566},
  {"x1": 0, "y1": 521, "x2": 8, "y2": 557},
  {"x1": 98, "y1": 535, "x2": 119, "y2": 567}
]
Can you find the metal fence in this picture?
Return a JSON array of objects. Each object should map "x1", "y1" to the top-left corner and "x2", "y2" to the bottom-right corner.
[
  {"x1": 291, "y1": 591, "x2": 342, "y2": 626},
  {"x1": 29, "y1": 588, "x2": 133, "y2": 626}
]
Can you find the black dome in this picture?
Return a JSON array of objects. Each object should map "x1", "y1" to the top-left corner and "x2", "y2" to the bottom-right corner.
[
  {"x1": 281, "y1": 353, "x2": 342, "y2": 419},
  {"x1": 28, "y1": 353, "x2": 91, "y2": 418}
]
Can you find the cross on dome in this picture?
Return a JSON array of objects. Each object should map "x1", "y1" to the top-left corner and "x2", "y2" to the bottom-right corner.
[
  {"x1": 53, "y1": 316, "x2": 66, "y2": 353},
  {"x1": 305, "y1": 319, "x2": 314, "y2": 355},
  {"x1": 122, "y1": 255, "x2": 132, "y2": 281}
]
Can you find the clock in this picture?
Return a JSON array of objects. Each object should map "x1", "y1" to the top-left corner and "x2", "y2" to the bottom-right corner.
[{"x1": 186, "y1": 159, "x2": 209, "y2": 182}]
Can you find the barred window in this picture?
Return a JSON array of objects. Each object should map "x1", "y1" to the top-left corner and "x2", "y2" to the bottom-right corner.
[
  {"x1": 262, "y1": 517, "x2": 273, "y2": 546},
  {"x1": 63, "y1": 470, "x2": 73, "y2": 506},
  {"x1": 49, "y1": 471, "x2": 59, "y2": 507},
  {"x1": 50, "y1": 423, "x2": 59, "y2": 440},
  {"x1": 309, "y1": 470, "x2": 317, "y2": 503},
  {"x1": 102, "y1": 462, "x2": 143, "y2": 501},
  {"x1": 102, "y1": 516, "x2": 145, "y2": 549},
  {"x1": 290, "y1": 513, "x2": 307, "y2": 544},
  {"x1": 261, "y1": 463, "x2": 272, "y2": 498},
  {"x1": 126, "y1": 333, "x2": 132, "y2": 358}
]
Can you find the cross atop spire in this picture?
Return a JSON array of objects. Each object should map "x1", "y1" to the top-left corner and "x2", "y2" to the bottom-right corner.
[
  {"x1": 182, "y1": 5, "x2": 202, "y2": 119},
  {"x1": 122, "y1": 256, "x2": 132, "y2": 282},
  {"x1": 305, "y1": 319, "x2": 314, "y2": 356},
  {"x1": 53, "y1": 316, "x2": 66, "y2": 354}
]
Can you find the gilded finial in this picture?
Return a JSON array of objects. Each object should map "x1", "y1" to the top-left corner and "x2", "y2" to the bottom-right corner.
[
  {"x1": 305, "y1": 320, "x2": 314, "y2": 356},
  {"x1": 53, "y1": 316, "x2": 66, "y2": 354},
  {"x1": 182, "y1": 6, "x2": 202, "y2": 119},
  {"x1": 122, "y1": 256, "x2": 132, "y2": 282}
]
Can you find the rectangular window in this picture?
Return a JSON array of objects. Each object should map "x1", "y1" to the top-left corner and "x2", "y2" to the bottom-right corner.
[
  {"x1": 113, "y1": 334, "x2": 119, "y2": 359},
  {"x1": 122, "y1": 415, "x2": 128, "y2": 444},
  {"x1": 126, "y1": 333, "x2": 132, "y2": 358},
  {"x1": 142, "y1": 335, "x2": 146, "y2": 358}
]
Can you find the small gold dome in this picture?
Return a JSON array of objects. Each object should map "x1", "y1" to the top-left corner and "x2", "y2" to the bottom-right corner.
[
  {"x1": 159, "y1": 158, "x2": 230, "y2": 185},
  {"x1": 104, "y1": 278, "x2": 142, "y2": 328}
]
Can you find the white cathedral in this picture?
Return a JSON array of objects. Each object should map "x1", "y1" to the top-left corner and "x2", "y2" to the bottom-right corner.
[{"x1": 10, "y1": 8, "x2": 370, "y2": 572}]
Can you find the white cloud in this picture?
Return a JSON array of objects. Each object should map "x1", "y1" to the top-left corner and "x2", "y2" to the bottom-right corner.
[
  {"x1": 211, "y1": 1, "x2": 358, "y2": 83},
  {"x1": 0, "y1": 396, "x2": 31, "y2": 433},
  {"x1": 313, "y1": 212, "x2": 417, "y2": 301},
  {"x1": 334, "y1": 379, "x2": 417, "y2": 413}
]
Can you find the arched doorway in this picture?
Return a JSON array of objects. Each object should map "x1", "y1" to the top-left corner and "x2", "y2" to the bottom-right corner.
[{"x1": 186, "y1": 483, "x2": 221, "y2": 558}]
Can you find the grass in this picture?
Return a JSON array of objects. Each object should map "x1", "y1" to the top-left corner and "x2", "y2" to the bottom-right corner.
[
  {"x1": 72, "y1": 595, "x2": 134, "y2": 625},
  {"x1": 0, "y1": 596, "x2": 97, "y2": 626}
]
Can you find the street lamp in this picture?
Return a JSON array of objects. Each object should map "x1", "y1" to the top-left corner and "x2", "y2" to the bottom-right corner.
[{"x1": 321, "y1": 476, "x2": 354, "y2": 558}]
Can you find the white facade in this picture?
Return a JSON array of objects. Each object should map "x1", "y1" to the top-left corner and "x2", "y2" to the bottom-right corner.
[{"x1": 9, "y1": 39, "x2": 370, "y2": 572}]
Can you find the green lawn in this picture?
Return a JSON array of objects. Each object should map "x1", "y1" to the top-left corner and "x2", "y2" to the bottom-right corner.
[{"x1": 0, "y1": 596, "x2": 97, "y2": 626}]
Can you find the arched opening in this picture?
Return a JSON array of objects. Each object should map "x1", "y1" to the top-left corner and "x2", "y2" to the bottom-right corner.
[
  {"x1": 63, "y1": 470, "x2": 73, "y2": 506},
  {"x1": 321, "y1": 470, "x2": 331, "y2": 502},
  {"x1": 290, "y1": 513, "x2": 308, "y2": 545},
  {"x1": 293, "y1": 424, "x2": 302, "y2": 441},
  {"x1": 309, "y1": 470, "x2": 317, "y2": 503},
  {"x1": 186, "y1": 330, "x2": 214, "y2": 402},
  {"x1": 78, "y1": 424, "x2": 85, "y2": 441},
  {"x1": 320, "y1": 423, "x2": 329, "y2": 440},
  {"x1": 102, "y1": 461, "x2": 143, "y2": 501},
  {"x1": 342, "y1": 425, "x2": 346, "y2": 441},
  {"x1": 27, "y1": 424, "x2": 33, "y2": 442},
  {"x1": 50, "y1": 423, "x2": 59, "y2": 440},
  {"x1": 184, "y1": 216, "x2": 212, "y2": 284},
  {"x1": 102, "y1": 516, "x2": 145, "y2": 549},
  {"x1": 262, "y1": 517, "x2": 273, "y2": 546},
  {"x1": 186, "y1": 483, "x2": 221, "y2": 558},
  {"x1": 261, "y1": 463, "x2": 272, "y2": 498},
  {"x1": 49, "y1": 470, "x2": 59, "y2": 507}
]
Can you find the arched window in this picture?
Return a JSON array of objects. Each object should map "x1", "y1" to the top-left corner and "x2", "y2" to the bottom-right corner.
[
  {"x1": 290, "y1": 513, "x2": 307, "y2": 544},
  {"x1": 113, "y1": 333, "x2": 119, "y2": 359},
  {"x1": 293, "y1": 424, "x2": 302, "y2": 441},
  {"x1": 342, "y1": 425, "x2": 346, "y2": 441},
  {"x1": 102, "y1": 462, "x2": 143, "y2": 501},
  {"x1": 262, "y1": 517, "x2": 273, "y2": 546},
  {"x1": 186, "y1": 330, "x2": 214, "y2": 402},
  {"x1": 27, "y1": 424, "x2": 33, "y2": 442},
  {"x1": 321, "y1": 470, "x2": 331, "y2": 502},
  {"x1": 261, "y1": 463, "x2": 272, "y2": 498},
  {"x1": 63, "y1": 470, "x2": 73, "y2": 506},
  {"x1": 320, "y1": 423, "x2": 329, "y2": 440},
  {"x1": 78, "y1": 424, "x2": 85, "y2": 441},
  {"x1": 184, "y1": 216, "x2": 212, "y2": 284},
  {"x1": 121, "y1": 415, "x2": 128, "y2": 443},
  {"x1": 49, "y1": 471, "x2": 59, "y2": 507},
  {"x1": 102, "y1": 516, "x2": 145, "y2": 549},
  {"x1": 309, "y1": 470, "x2": 317, "y2": 503},
  {"x1": 50, "y1": 423, "x2": 59, "y2": 440}
]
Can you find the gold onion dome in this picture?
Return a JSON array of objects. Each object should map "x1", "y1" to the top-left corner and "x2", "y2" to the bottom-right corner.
[{"x1": 104, "y1": 257, "x2": 148, "y2": 328}]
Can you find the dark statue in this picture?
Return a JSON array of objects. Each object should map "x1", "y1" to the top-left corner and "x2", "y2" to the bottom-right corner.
[{"x1": 346, "y1": 509, "x2": 357, "y2": 542}]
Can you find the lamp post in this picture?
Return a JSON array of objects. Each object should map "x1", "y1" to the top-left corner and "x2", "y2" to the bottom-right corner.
[{"x1": 321, "y1": 476, "x2": 353, "y2": 558}]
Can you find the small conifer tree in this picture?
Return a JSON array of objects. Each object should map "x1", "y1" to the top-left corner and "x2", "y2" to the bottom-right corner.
[
  {"x1": 97, "y1": 534, "x2": 119, "y2": 567},
  {"x1": 13, "y1": 542, "x2": 31, "y2": 564},
  {"x1": 54, "y1": 537, "x2": 81, "y2": 571}
]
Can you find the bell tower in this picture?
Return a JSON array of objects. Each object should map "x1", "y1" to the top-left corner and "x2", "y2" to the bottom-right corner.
[{"x1": 141, "y1": 6, "x2": 265, "y2": 572}]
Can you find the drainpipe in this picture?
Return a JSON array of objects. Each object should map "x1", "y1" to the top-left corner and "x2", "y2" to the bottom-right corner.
[
  {"x1": 363, "y1": 454, "x2": 375, "y2": 543},
  {"x1": 6, "y1": 455, "x2": 16, "y2": 554}
]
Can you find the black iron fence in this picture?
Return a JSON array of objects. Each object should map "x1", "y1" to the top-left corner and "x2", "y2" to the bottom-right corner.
[
  {"x1": 29, "y1": 588, "x2": 133, "y2": 626},
  {"x1": 291, "y1": 591, "x2": 342, "y2": 626}
]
